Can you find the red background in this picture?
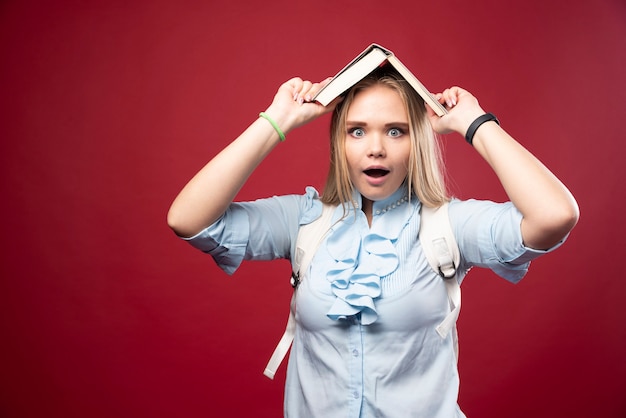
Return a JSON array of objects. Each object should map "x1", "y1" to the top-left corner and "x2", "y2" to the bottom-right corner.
[{"x1": 1, "y1": 1, "x2": 625, "y2": 417}]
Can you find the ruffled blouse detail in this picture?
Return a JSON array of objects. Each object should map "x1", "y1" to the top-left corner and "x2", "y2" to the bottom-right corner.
[
  {"x1": 324, "y1": 188, "x2": 416, "y2": 325},
  {"x1": 300, "y1": 186, "x2": 323, "y2": 225}
]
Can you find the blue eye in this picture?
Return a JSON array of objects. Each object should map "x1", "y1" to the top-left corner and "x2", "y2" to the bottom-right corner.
[
  {"x1": 349, "y1": 127, "x2": 365, "y2": 138},
  {"x1": 388, "y1": 128, "x2": 404, "y2": 138}
]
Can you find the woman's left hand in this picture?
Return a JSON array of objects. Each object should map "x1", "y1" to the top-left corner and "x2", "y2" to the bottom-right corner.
[
  {"x1": 426, "y1": 87, "x2": 579, "y2": 250},
  {"x1": 425, "y1": 86, "x2": 485, "y2": 137}
]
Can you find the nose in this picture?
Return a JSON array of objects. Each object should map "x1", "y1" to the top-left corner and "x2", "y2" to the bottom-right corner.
[{"x1": 367, "y1": 133, "x2": 385, "y2": 158}]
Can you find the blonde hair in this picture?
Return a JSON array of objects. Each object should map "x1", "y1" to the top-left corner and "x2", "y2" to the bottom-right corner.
[{"x1": 321, "y1": 68, "x2": 449, "y2": 210}]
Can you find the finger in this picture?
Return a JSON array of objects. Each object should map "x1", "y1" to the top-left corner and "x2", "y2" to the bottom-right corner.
[
  {"x1": 449, "y1": 86, "x2": 464, "y2": 107},
  {"x1": 440, "y1": 88, "x2": 455, "y2": 108},
  {"x1": 433, "y1": 92, "x2": 452, "y2": 110},
  {"x1": 286, "y1": 77, "x2": 304, "y2": 101},
  {"x1": 302, "y1": 77, "x2": 334, "y2": 103},
  {"x1": 295, "y1": 80, "x2": 313, "y2": 104},
  {"x1": 316, "y1": 76, "x2": 333, "y2": 91}
]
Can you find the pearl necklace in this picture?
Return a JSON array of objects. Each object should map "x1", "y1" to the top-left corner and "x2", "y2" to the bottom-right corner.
[{"x1": 374, "y1": 195, "x2": 409, "y2": 216}]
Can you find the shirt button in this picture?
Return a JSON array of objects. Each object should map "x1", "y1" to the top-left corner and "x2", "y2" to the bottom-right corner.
[
  {"x1": 353, "y1": 391, "x2": 359, "y2": 399},
  {"x1": 352, "y1": 349, "x2": 359, "y2": 357}
]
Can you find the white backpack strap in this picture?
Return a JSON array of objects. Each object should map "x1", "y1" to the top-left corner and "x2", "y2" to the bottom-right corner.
[
  {"x1": 419, "y1": 203, "x2": 462, "y2": 358},
  {"x1": 263, "y1": 203, "x2": 335, "y2": 379},
  {"x1": 263, "y1": 294, "x2": 297, "y2": 379}
]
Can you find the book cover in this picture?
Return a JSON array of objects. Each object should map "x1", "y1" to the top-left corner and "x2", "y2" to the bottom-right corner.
[{"x1": 314, "y1": 44, "x2": 447, "y2": 117}]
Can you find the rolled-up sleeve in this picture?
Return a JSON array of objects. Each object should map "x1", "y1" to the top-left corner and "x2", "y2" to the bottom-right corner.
[
  {"x1": 183, "y1": 204, "x2": 251, "y2": 275},
  {"x1": 449, "y1": 199, "x2": 565, "y2": 283},
  {"x1": 182, "y1": 188, "x2": 321, "y2": 276}
]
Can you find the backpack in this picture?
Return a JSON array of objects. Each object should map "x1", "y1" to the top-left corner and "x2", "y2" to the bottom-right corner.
[{"x1": 263, "y1": 202, "x2": 461, "y2": 379}]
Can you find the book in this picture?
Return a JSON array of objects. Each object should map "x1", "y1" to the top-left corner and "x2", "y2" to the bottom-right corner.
[{"x1": 313, "y1": 44, "x2": 447, "y2": 117}]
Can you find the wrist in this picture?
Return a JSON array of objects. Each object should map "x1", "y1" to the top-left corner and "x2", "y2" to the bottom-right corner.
[
  {"x1": 464, "y1": 113, "x2": 500, "y2": 146},
  {"x1": 263, "y1": 105, "x2": 300, "y2": 134},
  {"x1": 259, "y1": 112, "x2": 286, "y2": 142}
]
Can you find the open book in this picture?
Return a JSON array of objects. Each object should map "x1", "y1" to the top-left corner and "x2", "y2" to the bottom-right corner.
[{"x1": 313, "y1": 44, "x2": 447, "y2": 117}]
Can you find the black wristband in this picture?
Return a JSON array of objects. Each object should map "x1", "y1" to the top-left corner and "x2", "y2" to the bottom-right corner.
[{"x1": 465, "y1": 113, "x2": 500, "y2": 145}]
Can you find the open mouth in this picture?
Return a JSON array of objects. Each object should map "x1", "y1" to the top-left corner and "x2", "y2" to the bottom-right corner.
[{"x1": 364, "y1": 168, "x2": 390, "y2": 178}]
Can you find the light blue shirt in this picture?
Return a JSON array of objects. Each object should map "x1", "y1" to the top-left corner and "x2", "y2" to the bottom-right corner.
[{"x1": 186, "y1": 186, "x2": 559, "y2": 417}]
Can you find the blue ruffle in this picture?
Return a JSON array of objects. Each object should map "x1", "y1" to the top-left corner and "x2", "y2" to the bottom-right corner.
[
  {"x1": 300, "y1": 186, "x2": 323, "y2": 225},
  {"x1": 324, "y1": 187, "x2": 415, "y2": 325}
]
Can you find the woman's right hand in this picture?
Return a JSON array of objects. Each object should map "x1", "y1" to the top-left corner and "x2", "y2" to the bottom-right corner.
[
  {"x1": 167, "y1": 76, "x2": 339, "y2": 237},
  {"x1": 263, "y1": 77, "x2": 339, "y2": 135}
]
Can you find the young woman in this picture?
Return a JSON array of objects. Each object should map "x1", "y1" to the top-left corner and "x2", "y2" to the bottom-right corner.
[{"x1": 168, "y1": 67, "x2": 578, "y2": 417}]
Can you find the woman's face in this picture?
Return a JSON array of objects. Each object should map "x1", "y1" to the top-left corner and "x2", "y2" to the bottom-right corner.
[{"x1": 344, "y1": 84, "x2": 411, "y2": 206}]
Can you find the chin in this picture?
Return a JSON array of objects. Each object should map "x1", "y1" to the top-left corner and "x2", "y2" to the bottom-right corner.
[{"x1": 361, "y1": 190, "x2": 393, "y2": 202}]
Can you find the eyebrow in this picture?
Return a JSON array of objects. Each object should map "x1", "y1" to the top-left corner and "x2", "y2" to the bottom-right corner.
[{"x1": 346, "y1": 121, "x2": 410, "y2": 128}]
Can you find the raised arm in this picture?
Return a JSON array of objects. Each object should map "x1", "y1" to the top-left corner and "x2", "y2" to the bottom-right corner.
[
  {"x1": 167, "y1": 77, "x2": 335, "y2": 238},
  {"x1": 426, "y1": 87, "x2": 579, "y2": 250}
]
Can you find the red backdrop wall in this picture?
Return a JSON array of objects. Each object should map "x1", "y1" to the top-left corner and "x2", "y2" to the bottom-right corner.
[{"x1": 1, "y1": 0, "x2": 625, "y2": 417}]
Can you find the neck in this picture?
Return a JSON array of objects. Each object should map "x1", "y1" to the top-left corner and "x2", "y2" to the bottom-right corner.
[{"x1": 361, "y1": 198, "x2": 373, "y2": 226}]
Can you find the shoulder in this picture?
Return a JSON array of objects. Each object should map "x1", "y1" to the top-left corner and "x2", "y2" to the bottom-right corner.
[
  {"x1": 446, "y1": 197, "x2": 524, "y2": 255},
  {"x1": 447, "y1": 197, "x2": 519, "y2": 224},
  {"x1": 233, "y1": 186, "x2": 323, "y2": 220},
  {"x1": 298, "y1": 186, "x2": 325, "y2": 225}
]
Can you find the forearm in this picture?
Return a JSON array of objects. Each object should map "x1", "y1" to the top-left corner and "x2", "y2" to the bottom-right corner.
[
  {"x1": 167, "y1": 77, "x2": 335, "y2": 238},
  {"x1": 429, "y1": 87, "x2": 579, "y2": 250},
  {"x1": 471, "y1": 122, "x2": 579, "y2": 249},
  {"x1": 167, "y1": 116, "x2": 283, "y2": 238}
]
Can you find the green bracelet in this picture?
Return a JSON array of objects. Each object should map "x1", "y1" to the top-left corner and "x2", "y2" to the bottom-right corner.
[{"x1": 259, "y1": 112, "x2": 286, "y2": 142}]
